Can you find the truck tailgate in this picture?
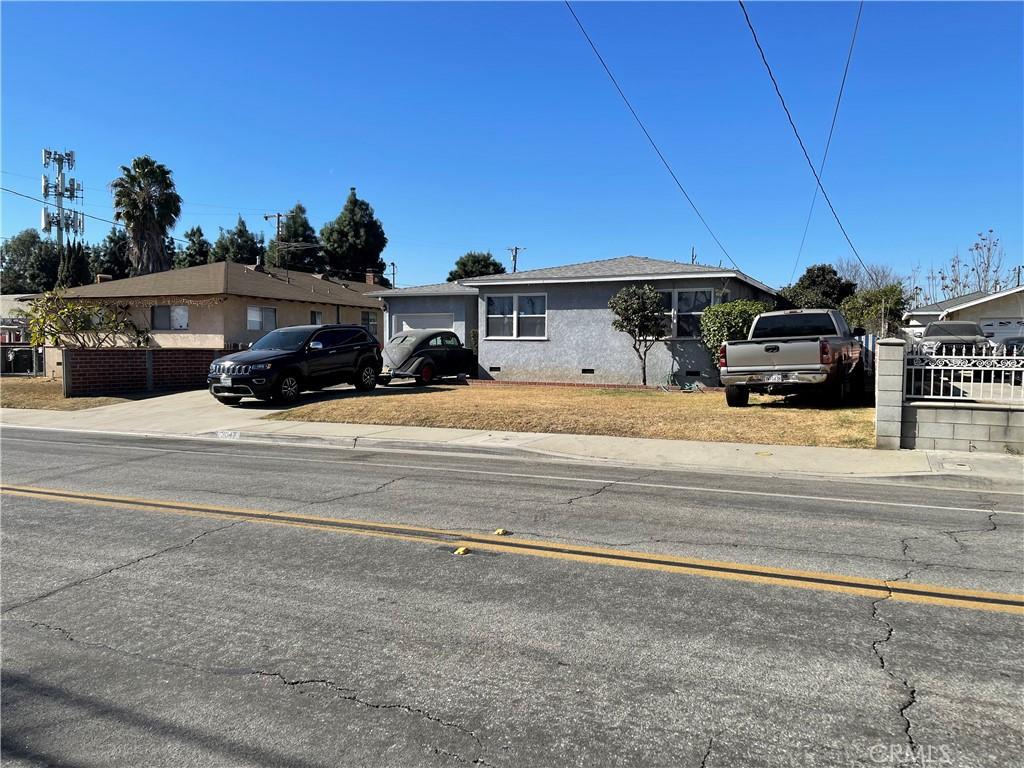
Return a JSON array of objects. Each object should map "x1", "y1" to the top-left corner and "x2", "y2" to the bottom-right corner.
[{"x1": 726, "y1": 338, "x2": 822, "y2": 370}]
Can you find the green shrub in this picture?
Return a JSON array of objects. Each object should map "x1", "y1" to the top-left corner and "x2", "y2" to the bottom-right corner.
[{"x1": 699, "y1": 300, "x2": 772, "y2": 367}]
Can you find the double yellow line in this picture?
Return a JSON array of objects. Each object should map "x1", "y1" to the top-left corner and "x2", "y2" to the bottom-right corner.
[{"x1": 4, "y1": 484, "x2": 1022, "y2": 615}]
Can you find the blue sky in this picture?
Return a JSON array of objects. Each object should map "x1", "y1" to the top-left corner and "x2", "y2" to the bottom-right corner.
[{"x1": 2, "y1": 1, "x2": 1022, "y2": 289}]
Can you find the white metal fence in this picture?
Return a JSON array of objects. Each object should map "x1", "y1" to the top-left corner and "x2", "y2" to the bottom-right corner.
[{"x1": 905, "y1": 343, "x2": 1024, "y2": 404}]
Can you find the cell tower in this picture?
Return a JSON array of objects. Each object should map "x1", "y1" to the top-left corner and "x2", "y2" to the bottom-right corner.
[{"x1": 40, "y1": 148, "x2": 85, "y2": 250}]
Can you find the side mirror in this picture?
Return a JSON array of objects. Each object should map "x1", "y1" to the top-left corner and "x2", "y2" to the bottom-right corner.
[
  {"x1": 309, "y1": 340, "x2": 323, "y2": 351},
  {"x1": 852, "y1": 327, "x2": 866, "y2": 337}
]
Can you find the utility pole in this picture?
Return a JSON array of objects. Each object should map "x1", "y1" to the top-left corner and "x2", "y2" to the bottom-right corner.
[
  {"x1": 1014, "y1": 265, "x2": 1023, "y2": 287},
  {"x1": 263, "y1": 212, "x2": 285, "y2": 270},
  {"x1": 389, "y1": 261, "x2": 397, "y2": 287},
  {"x1": 507, "y1": 245, "x2": 525, "y2": 273},
  {"x1": 41, "y1": 148, "x2": 84, "y2": 251},
  {"x1": 691, "y1": 246, "x2": 697, "y2": 265}
]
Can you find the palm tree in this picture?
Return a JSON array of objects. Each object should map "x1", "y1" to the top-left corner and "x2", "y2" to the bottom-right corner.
[{"x1": 110, "y1": 156, "x2": 182, "y2": 275}]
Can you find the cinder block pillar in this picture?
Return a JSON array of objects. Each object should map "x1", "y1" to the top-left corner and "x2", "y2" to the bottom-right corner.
[{"x1": 875, "y1": 338, "x2": 906, "y2": 450}]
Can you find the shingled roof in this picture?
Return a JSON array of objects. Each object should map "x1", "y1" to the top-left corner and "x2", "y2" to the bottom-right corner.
[
  {"x1": 460, "y1": 255, "x2": 775, "y2": 294},
  {"x1": 63, "y1": 262, "x2": 382, "y2": 309}
]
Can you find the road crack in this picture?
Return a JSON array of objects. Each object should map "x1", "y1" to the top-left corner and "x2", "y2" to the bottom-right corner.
[
  {"x1": 1, "y1": 520, "x2": 243, "y2": 614},
  {"x1": 300, "y1": 477, "x2": 408, "y2": 508},
  {"x1": 563, "y1": 472, "x2": 654, "y2": 506},
  {"x1": 870, "y1": 535, "x2": 923, "y2": 767},
  {"x1": 255, "y1": 670, "x2": 491, "y2": 765}
]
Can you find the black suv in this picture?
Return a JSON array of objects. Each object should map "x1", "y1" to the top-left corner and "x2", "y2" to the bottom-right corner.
[{"x1": 208, "y1": 324, "x2": 382, "y2": 405}]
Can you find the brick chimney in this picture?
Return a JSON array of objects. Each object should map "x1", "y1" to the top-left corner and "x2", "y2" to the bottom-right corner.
[
  {"x1": 95, "y1": 274, "x2": 113, "y2": 283},
  {"x1": 365, "y1": 270, "x2": 378, "y2": 285}
]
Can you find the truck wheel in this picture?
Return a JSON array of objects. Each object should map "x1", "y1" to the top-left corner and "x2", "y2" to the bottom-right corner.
[{"x1": 725, "y1": 385, "x2": 749, "y2": 407}]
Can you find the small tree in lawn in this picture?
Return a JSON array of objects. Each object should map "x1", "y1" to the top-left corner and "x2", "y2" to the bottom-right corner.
[{"x1": 608, "y1": 284, "x2": 666, "y2": 386}]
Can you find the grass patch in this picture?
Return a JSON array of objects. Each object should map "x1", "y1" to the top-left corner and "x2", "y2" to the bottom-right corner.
[
  {"x1": 269, "y1": 383, "x2": 875, "y2": 448},
  {"x1": 0, "y1": 377, "x2": 131, "y2": 411}
]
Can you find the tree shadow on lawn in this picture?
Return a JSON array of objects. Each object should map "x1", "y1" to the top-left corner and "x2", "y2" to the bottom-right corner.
[{"x1": 233, "y1": 381, "x2": 457, "y2": 411}]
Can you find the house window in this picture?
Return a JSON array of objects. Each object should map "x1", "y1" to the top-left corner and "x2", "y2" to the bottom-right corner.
[
  {"x1": 360, "y1": 311, "x2": 379, "y2": 338},
  {"x1": 151, "y1": 305, "x2": 188, "y2": 331},
  {"x1": 675, "y1": 289, "x2": 712, "y2": 338},
  {"x1": 486, "y1": 296, "x2": 514, "y2": 337},
  {"x1": 310, "y1": 310, "x2": 323, "y2": 325},
  {"x1": 517, "y1": 295, "x2": 546, "y2": 338},
  {"x1": 658, "y1": 290, "x2": 673, "y2": 336},
  {"x1": 485, "y1": 294, "x2": 547, "y2": 339},
  {"x1": 247, "y1": 305, "x2": 277, "y2": 331}
]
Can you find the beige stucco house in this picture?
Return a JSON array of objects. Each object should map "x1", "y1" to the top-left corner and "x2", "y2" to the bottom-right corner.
[
  {"x1": 61, "y1": 261, "x2": 385, "y2": 349},
  {"x1": 903, "y1": 285, "x2": 1024, "y2": 342}
]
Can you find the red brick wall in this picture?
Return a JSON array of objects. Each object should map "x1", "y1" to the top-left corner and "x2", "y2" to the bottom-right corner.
[{"x1": 63, "y1": 348, "x2": 229, "y2": 397}]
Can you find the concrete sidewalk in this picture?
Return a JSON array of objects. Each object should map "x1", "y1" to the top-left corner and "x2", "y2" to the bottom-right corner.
[{"x1": 2, "y1": 389, "x2": 1021, "y2": 488}]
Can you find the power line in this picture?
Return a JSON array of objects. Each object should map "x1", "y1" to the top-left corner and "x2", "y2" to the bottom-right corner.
[
  {"x1": 563, "y1": 1, "x2": 740, "y2": 271},
  {"x1": 737, "y1": 0, "x2": 869, "y2": 274},
  {"x1": 1, "y1": 170, "x2": 273, "y2": 212},
  {"x1": 789, "y1": 0, "x2": 864, "y2": 283},
  {"x1": 1, "y1": 186, "x2": 189, "y2": 244}
]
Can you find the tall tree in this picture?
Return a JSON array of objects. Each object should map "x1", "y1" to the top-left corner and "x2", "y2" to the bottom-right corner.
[
  {"x1": 210, "y1": 216, "x2": 265, "y2": 265},
  {"x1": 608, "y1": 284, "x2": 666, "y2": 386},
  {"x1": 56, "y1": 241, "x2": 92, "y2": 288},
  {"x1": 89, "y1": 227, "x2": 133, "y2": 281},
  {"x1": 779, "y1": 263, "x2": 856, "y2": 309},
  {"x1": 266, "y1": 203, "x2": 323, "y2": 272},
  {"x1": 320, "y1": 187, "x2": 389, "y2": 284},
  {"x1": 0, "y1": 229, "x2": 60, "y2": 293},
  {"x1": 840, "y1": 284, "x2": 910, "y2": 338},
  {"x1": 175, "y1": 226, "x2": 212, "y2": 269},
  {"x1": 448, "y1": 251, "x2": 506, "y2": 281},
  {"x1": 110, "y1": 155, "x2": 182, "y2": 274}
]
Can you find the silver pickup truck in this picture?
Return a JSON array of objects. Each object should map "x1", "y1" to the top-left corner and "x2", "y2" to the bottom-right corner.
[{"x1": 718, "y1": 309, "x2": 868, "y2": 407}]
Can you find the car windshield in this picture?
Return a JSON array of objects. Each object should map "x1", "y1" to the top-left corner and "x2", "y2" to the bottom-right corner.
[
  {"x1": 751, "y1": 313, "x2": 837, "y2": 339},
  {"x1": 250, "y1": 328, "x2": 311, "y2": 351},
  {"x1": 923, "y1": 323, "x2": 982, "y2": 339}
]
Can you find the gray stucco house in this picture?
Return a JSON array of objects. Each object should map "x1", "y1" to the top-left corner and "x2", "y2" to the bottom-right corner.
[{"x1": 369, "y1": 256, "x2": 776, "y2": 386}]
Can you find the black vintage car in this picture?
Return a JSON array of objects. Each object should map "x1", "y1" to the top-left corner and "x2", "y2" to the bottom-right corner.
[
  {"x1": 208, "y1": 324, "x2": 382, "y2": 405},
  {"x1": 380, "y1": 329, "x2": 475, "y2": 385}
]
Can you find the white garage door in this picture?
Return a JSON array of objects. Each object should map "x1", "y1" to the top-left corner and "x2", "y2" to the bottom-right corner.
[
  {"x1": 394, "y1": 313, "x2": 455, "y2": 333},
  {"x1": 980, "y1": 317, "x2": 1024, "y2": 344}
]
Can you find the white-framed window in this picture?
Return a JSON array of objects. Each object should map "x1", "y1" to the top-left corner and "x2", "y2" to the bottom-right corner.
[
  {"x1": 151, "y1": 304, "x2": 189, "y2": 330},
  {"x1": 485, "y1": 294, "x2": 547, "y2": 339},
  {"x1": 247, "y1": 305, "x2": 277, "y2": 331},
  {"x1": 360, "y1": 310, "x2": 379, "y2": 338},
  {"x1": 675, "y1": 289, "x2": 713, "y2": 338},
  {"x1": 310, "y1": 310, "x2": 323, "y2": 325},
  {"x1": 648, "y1": 288, "x2": 727, "y2": 339}
]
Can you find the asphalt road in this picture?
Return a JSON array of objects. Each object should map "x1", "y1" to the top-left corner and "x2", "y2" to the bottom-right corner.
[{"x1": 1, "y1": 426, "x2": 1022, "y2": 768}]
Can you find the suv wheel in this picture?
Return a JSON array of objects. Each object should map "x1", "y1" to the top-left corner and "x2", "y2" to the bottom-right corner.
[
  {"x1": 275, "y1": 372, "x2": 302, "y2": 404},
  {"x1": 355, "y1": 361, "x2": 378, "y2": 392}
]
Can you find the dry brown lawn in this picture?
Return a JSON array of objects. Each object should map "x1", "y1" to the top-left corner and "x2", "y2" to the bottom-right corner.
[
  {"x1": 271, "y1": 383, "x2": 875, "y2": 448},
  {"x1": 0, "y1": 377, "x2": 131, "y2": 411}
]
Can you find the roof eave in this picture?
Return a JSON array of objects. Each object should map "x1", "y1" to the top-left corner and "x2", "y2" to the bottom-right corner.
[
  {"x1": 464, "y1": 271, "x2": 777, "y2": 295},
  {"x1": 936, "y1": 285, "x2": 1024, "y2": 319}
]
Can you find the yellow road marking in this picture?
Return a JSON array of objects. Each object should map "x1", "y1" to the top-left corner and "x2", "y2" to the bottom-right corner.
[{"x1": 4, "y1": 484, "x2": 1022, "y2": 615}]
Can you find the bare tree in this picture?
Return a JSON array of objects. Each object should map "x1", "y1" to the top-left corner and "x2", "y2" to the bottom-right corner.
[
  {"x1": 968, "y1": 229, "x2": 1007, "y2": 292},
  {"x1": 836, "y1": 257, "x2": 904, "y2": 291}
]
